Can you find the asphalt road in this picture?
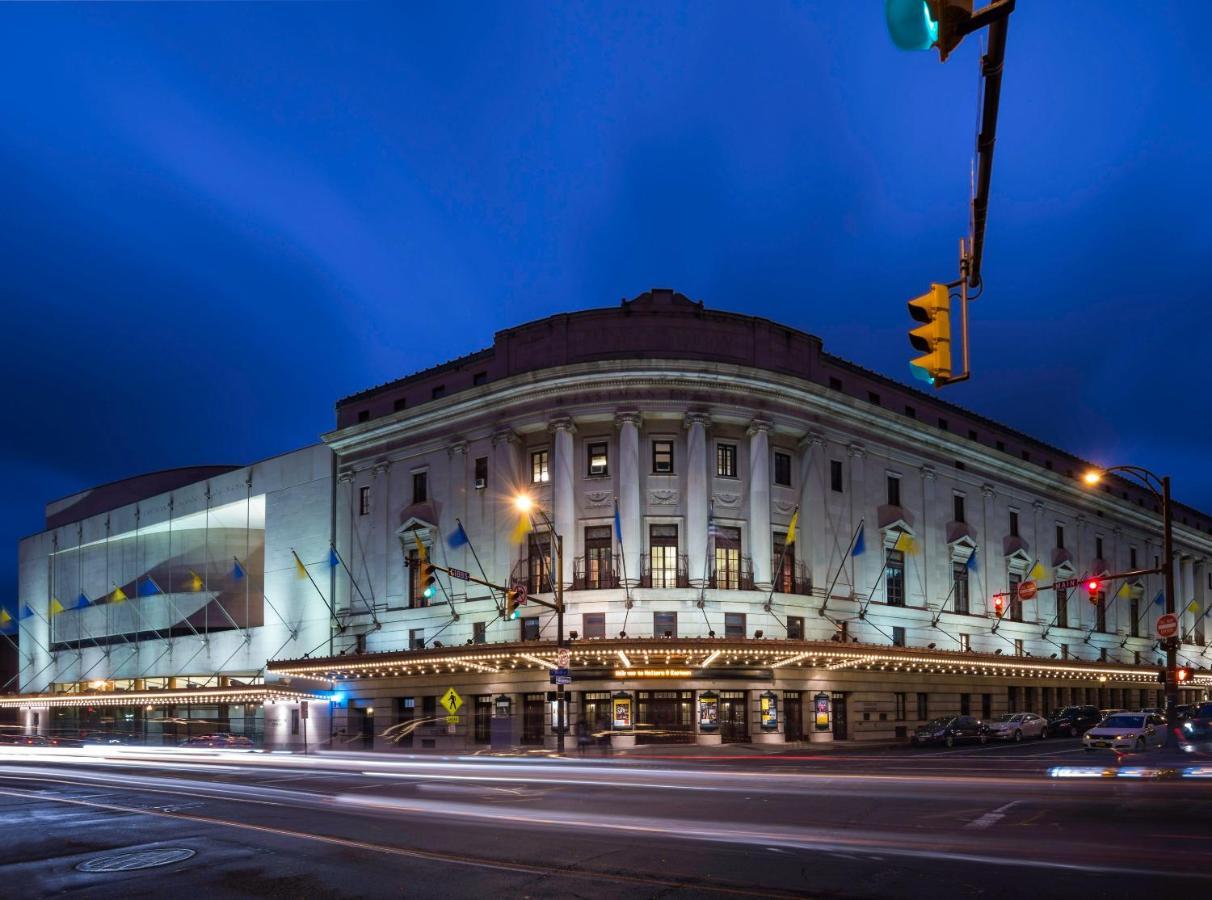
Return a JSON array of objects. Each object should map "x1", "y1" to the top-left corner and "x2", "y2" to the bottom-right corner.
[{"x1": 0, "y1": 739, "x2": 1208, "y2": 899}]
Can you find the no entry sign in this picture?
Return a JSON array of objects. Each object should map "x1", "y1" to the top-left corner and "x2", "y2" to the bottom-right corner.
[{"x1": 1156, "y1": 613, "x2": 1179, "y2": 639}]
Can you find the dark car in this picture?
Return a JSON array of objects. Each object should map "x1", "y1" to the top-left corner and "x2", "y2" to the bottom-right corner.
[
  {"x1": 1178, "y1": 718, "x2": 1212, "y2": 756},
  {"x1": 1047, "y1": 705, "x2": 1101, "y2": 738},
  {"x1": 1195, "y1": 702, "x2": 1212, "y2": 720},
  {"x1": 911, "y1": 716, "x2": 988, "y2": 748}
]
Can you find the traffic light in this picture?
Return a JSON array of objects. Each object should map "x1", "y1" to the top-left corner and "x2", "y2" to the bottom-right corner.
[
  {"x1": 908, "y1": 283, "x2": 952, "y2": 386},
  {"x1": 1177, "y1": 666, "x2": 1193, "y2": 684},
  {"x1": 506, "y1": 589, "x2": 523, "y2": 620},
  {"x1": 992, "y1": 595, "x2": 1005, "y2": 617},
  {"x1": 419, "y1": 560, "x2": 437, "y2": 600},
  {"x1": 885, "y1": 0, "x2": 975, "y2": 62},
  {"x1": 1084, "y1": 578, "x2": 1102, "y2": 605}
]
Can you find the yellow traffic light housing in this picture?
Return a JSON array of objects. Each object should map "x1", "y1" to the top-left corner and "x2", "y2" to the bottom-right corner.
[
  {"x1": 908, "y1": 283, "x2": 952, "y2": 386},
  {"x1": 506, "y1": 589, "x2": 522, "y2": 620}
]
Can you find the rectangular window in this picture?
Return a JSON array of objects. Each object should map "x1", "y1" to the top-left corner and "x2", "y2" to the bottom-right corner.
[
  {"x1": 359, "y1": 485, "x2": 370, "y2": 516},
  {"x1": 474, "y1": 456, "x2": 488, "y2": 489},
  {"x1": 886, "y1": 475, "x2": 901, "y2": 507},
  {"x1": 521, "y1": 616, "x2": 541, "y2": 641},
  {"x1": 1130, "y1": 547, "x2": 1138, "y2": 569},
  {"x1": 830, "y1": 459, "x2": 843, "y2": 492},
  {"x1": 716, "y1": 443, "x2": 737, "y2": 478},
  {"x1": 357, "y1": 409, "x2": 369, "y2": 423},
  {"x1": 648, "y1": 524, "x2": 680, "y2": 589},
  {"x1": 473, "y1": 621, "x2": 487, "y2": 644},
  {"x1": 905, "y1": 405, "x2": 916, "y2": 419},
  {"x1": 652, "y1": 440, "x2": 674, "y2": 474},
  {"x1": 1014, "y1": 639, "x2": 1025, "y2": 657},
  {"x1": 724, "y1": 612, "x2": 746, "y2": 639},
  {"x1": 412, "y1": 471, "x2": 428, "y2": 504},
  {"x1": 916, "y1": 693, "x2": 928, "y2": 720},
  {"x1": 953, "y1": 563, "x2": 970, "y2": 614},
  {"x1": 431, "y1": 385, "x2": 446, "y2": 399},
  {"x1": 1095, "y1": 591, "x2": 1107, "y2": 632},
  {"x1": 472, "y1": 371, "x2": 487, "y2": 386},
  {"x1": 393, "y1": 397, "x2": 407, "y2": 412},
  {"x1": 953, "y1": 494, "x2": 966, "y2": 524},
  {"x1": 587, "y1": 441, "x2": 609, "y2": 477},
  {"x1": 837, "y1": 621, "x2": 849, "y2": 643},
  {"x1": 531, "y1": 450, "x2": 550, "y2": 483},
  {"x1": 527, "y1": 532, "x2": 552, "y2": 594},
  {"x1": 1095, "y1": 537, "x2": 1104, "y2": 559},
  {"x1": 1009, "y1": 510, "x2": 1019, "y2": 538},
  {"x1": 1056, "y1": 587, "x2": 1069, "y2": 628},
  {"x1": 787, "y1": 615, "x2": 804, "y2": 640},
  {"x1": 868, "y1": 391, "x2": 881, "y2": 406},
  {"x1": 407, "y1": 548, "x2": 428, "y2": 608},
  {"x1": 713, "y1": 526, "x2": 742, "y2": 590},
  {"x1": 1056, "y1": 524, "x2": 1065, "y2": 549},
  {"x1": 1008, "y1": 573, "x2": 1022, "y2": 622},
  {"x1": 774, "y1": 451, "x2": 792, "y2": 486},
  {"x1": 895, "y1": 692, "x2": 907, "y2": 721},
  {"x1": 583, "y1": 525, "x2": 613, "y2": 589},
  {"x1": 892, "y1": 626, "x2": 906, "y2": 647},
  {"x1": 1129, "y1": 596, "x2": 1140, "y2": 637},
  {"x1": 654, "y1": 611, "x2": 677, "y2": 638},
  {"x1": 959, "y1": 634, "x2": 970, "y2": 652},
  {"x1": 938, "y1": 418, "x2": 949, "y2": 432},
  {"x1": 583, "y1": 612, "x2": 606, "y2": 639},
  {"x1": 960, "y1": 694, "x2": 971, "y2": 716},
  {"x1": 773, "y1": 531, "x2": 796, "y2": 594},
  {"x1": 885, "y1": 549, "x2": 905, "y2": 606},
  {"x1": 409, "y1": 628, "x2": 424, "y2": 650}
]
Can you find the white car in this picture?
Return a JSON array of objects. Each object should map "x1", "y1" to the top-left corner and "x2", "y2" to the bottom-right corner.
[
  {"x1": 986, "y1": 712, "x2": 1048, "y2": 742},
  {"x1": 1082, "y1": 712, "x2": 1165, "y2": 753}
]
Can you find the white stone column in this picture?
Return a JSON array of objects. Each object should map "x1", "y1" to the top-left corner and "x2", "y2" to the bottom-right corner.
[
  {"x1": 615, "y1": 411, "x2": 642, "y2": 587},
  {"x1": 1181, "y1": 555, "x2": 1196, "y2": 638},
  {"x1": 920, "y1": 465, "x2": 936, "y2": 603},
  {"x1": 549, "y1": 417, "x2": 577, "y2": 589},
  {"x1": 798, "y1": 432, "x2": 825, "y2": 594},
  {"x1": 748, "y1": 419, "x2": 773, "y2": 588},
  {"x1": 491, "y1": 429, "x2": 520, "y2": 586},
  {"x1": 684, "y1": 412, "x2": 712, "y2": 588}
]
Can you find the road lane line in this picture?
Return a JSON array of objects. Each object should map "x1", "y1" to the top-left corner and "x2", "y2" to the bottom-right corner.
[{"x1": 965, "y1": 801, "x2": 1019, "y2": 830}]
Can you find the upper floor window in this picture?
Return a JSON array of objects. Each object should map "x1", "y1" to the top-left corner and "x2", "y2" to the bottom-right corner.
[
  {"x1": 472, "y1": 621, "x2": 487, "y2": 644},
  {"x1": 652, "y1": 440, "x2": 674, "y2": 474},
  {"x1": 474, "y1": 456, "x2": 488, "y2": 489},
  {"x1": 472, "y1": 371, "x2": 487, "y2": 386},
  {"x1": 773, "y1": 451, "x2": 792, "y2": 486},
  {"x1": 359, "y1": 485, "x2": 370, "y2": 516},
  {"x1": 953, "y1": 493, "x2": 966, "y2": 524},
  {"x1": 724, "y1": 612, "x2": 746, "y2": 639},
  {"x1": 716, "y1": 443, "x2": 737, "y2": 478},
  {"x1": 787, "y1": 615, "x2": 804, "y2": 640},
  {"x1": 582, "y1": 612, "x2": 606, "y2": 639},
  {"x1": 1130, "y1": 547, "x2": 1138, "y2": 569},
  {"x1": 886, "y1": 549, "x2": 905, "y2": 607},
  {"x1": 1095, "y1": 536, "x2": 1104, "y2": 559},
  {"x1": 886, "y1": 475, "x2": 901, "y2": 507},
  {"x1": 412, "y1": 471, "x2": 428, "y2": 504},
  {"x1": 892, "y1": 626, "x2": 906, "y2": 647},
  {"x1": 1056, "y1": 524, "x2": 1065, "y2": 549},
  {"x1": 953, "y1": 563, "x2": 969, "y2": 614},
  {"x1": 431, "y1": 385, "x2": 446, "y2": 400},
  {"x1": 587, "y1": 441, "x2": 609, "y2": 477},
  {"x1": 830, "y1": 459, "x2": 843, "y2": 493},
  {"x1": 1009, "y1": 510, "x2": 1019, "y2": 537},
  {"x1": 531, "y1": 450, "x2": 550, "y2": 484},
  {"x1": 357, "y1": 409, "x2": 370, "y2": 423}
]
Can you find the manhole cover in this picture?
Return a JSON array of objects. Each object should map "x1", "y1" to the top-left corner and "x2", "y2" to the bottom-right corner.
[{"x1": 77, "y1": 848, "x2": 196, "y2": 872}]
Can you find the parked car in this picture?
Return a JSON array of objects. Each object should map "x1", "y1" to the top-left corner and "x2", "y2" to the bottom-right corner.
[
  {"x1": 1194, "y1": 702, "x2": 1212, "y2": 719},
  {"x1": 1174, "y1": 705, "x2": 1198, "y2": 722},
  {"x1": 986, "y1": 712, "x2": 1048, "y2": 741},
  {"x1": 1047, "y1": 705, "x2": 1101, "y2": 738},
  {"x1": 1177, "y1": 718, "x2": 1212, "y2": 756},
  {"x1": 1082, "y1": 712, "x2": 1165, "y2": 753},
  {"x1": 911, "y1": 716, "x2": 988, "y2": 748},
  {"x1": 179, "y1": 732, "x2": 254, "y2": 748}
]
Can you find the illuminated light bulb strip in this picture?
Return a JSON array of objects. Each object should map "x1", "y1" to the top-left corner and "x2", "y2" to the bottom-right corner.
[
  {"x1": 617, "y1": 650, "x2": 633, "y2": 669},
  {"x1": 0, "y1": 686, "x2": 331, "y2": 709},
  {"x1": 699, "y1": 651, "x2": 722, "y2": 668},
  {"x1": 770, "y1": 652, "x2": 815, "y2": 670},
  {"x1": 519, "y1": 653, "x2": 558, "y2": 669}
]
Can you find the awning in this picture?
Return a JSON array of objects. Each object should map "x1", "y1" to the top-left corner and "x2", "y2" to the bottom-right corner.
[{"x1": 0, "y1": 685, "x2": 331, "y2": 709}]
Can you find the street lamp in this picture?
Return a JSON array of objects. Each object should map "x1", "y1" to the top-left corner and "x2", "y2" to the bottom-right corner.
[
  {"x1": 1081, "y1": 465, "x2": 1178, "y2": 747},
  {"x1": 513, "y1": 493, "x2": 567, "y2": 755}
]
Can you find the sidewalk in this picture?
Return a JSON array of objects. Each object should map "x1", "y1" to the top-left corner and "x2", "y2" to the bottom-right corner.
[{"x1": 601, "y1": 738, "x2": 909, "y2": 758}]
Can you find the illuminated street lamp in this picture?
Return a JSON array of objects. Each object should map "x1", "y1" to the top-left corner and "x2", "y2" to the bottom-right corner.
[
  {"x1": 513, "y1": 493, "x2": 567, "y2": 754},
  {"x1": 1081, "y1": 465, "x2": 1178, "y2": 747}
]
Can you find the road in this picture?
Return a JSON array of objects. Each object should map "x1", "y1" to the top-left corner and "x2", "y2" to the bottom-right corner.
[{"x1": 0, "y1": 739, "x2": 1208, "y2": 899}]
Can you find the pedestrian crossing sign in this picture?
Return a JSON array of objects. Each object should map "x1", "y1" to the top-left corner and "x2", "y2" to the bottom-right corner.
[{"x1": 440, "y1": 687, "x2": 463, "y2": 715}]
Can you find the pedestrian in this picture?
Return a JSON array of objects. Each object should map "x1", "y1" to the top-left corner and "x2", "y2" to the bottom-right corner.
[{"x1": 575, "y1": 718, "x2": 590, "y2": 755}]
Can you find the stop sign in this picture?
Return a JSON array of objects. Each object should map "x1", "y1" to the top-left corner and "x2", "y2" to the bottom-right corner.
[{"x1": 1156, "y1": 613, "x2": 1179, "y2": 639}]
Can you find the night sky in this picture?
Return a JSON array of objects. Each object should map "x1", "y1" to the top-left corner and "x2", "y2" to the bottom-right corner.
[{"x1": 2, "y1": 3, "x2": 1210, "y2": 603}]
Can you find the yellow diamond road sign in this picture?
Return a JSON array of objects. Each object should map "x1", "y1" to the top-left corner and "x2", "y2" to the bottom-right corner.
[{"x1": 439, "y1": 687, "x2": 463, "y2": 715}]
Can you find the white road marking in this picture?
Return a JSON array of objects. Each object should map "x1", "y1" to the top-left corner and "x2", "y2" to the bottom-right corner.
[{"x1": 966, "y1": 800, "x2": 1020, "y2": 830}]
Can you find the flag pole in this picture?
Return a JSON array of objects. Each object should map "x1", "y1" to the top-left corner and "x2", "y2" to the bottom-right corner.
[
  {"x1": 455, "y1": 518, "x2": 504, "y2": 614},
  {"x1": 763, "y1": 506, "x2": 798, "y2": 613},
  {"x1": 820, "y1": 518, "x2": 864, "y2": 617}
]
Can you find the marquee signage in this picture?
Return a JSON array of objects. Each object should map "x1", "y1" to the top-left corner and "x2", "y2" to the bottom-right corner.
[{"x1": 612, "y1": 668, "x2": 693, "y2": 678}]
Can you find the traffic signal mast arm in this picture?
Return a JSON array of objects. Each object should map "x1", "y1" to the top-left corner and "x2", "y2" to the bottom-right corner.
[
  {"x1": 989, "y1": 565, "x2": 1164, "y2": 599},
  {"x1": 407, "y1": 557, "x2": 560, "y2": 611}
]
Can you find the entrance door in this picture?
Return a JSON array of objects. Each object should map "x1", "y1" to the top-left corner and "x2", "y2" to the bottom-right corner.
[
  {"x1": 784, "y1": 692, "x2": 803, "y2": 741},
  {"x1": 359, "y1": 708, "x2": 375, "y2": 749},
  {"x1": 522, "y1": 693, "x2": 545, "y2": 745},
  {"x1": 636, "y1": 691, "x2": 693, "y2": 744},
  {"x1": 582, "y1": 692, "x2": 612, "y2": 745},
  {"x1": 474, "y1": 696, "x2": 492, "y2": 744},
  {"x1": 719, "y1": 691, "x2": 749, "y2": 743},
  {"x1": 831, "y1": 692, "x2": 848, "y2": 740}
]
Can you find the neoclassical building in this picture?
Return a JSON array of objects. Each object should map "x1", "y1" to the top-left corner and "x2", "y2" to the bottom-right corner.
[{"x1": 9, "y1": 290, "x2": 1212, "y2": 748}]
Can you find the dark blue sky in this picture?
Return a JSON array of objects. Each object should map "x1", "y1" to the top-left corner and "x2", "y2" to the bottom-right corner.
[{"x1": 2, "y1": 3, "x2": 1210, "y2": 601}]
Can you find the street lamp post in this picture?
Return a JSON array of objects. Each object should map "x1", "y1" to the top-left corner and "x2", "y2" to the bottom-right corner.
[
  {"x1": 514, "y1": 495, "x2": 566, "y2": 755},
  {"x1": 1083, "y1": 466, "x2": 1178, "y2": 748}
]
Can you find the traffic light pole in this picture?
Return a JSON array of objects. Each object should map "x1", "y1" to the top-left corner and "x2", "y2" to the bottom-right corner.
[
  {"x1": 1162, "y1": 475, "x2": 1179, "y2": 749},
  {"x1": 555, "y1": 532, "x2": 566, "y2": 755}
]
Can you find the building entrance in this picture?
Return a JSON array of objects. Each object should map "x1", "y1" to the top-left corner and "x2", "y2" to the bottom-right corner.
[
  {"x1": 719, "y1": 691, "x2": 749, "y2": 743},
  {"x1": 831, "y1": 692, "x2": 848, "y2": 741},
  {"x1": 522, "y1": 693, "x2": 545, "y2": 745},
  {"x1": 581, "y1": 691, "x2": 612, "y2": 745},
  {"x1": 636, "y1": 690, "x2": 693, "y2": 744},
  {"x1": 784, "y1": 691, "x2": 803, "y2": 741}
]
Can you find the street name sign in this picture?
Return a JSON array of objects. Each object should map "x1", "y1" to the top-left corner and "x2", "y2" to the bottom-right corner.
[{"x1": 448, "y1": 567, "x2": 470, "y2": 581}]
